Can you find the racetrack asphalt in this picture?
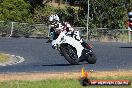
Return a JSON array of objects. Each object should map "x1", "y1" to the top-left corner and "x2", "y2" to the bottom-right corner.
[{"x1": 0, "y1": 38, "x2": 132, "y2": 73}]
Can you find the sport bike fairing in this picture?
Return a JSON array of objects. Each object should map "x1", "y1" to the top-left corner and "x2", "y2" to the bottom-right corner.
[{"x1": 52, "y1": 31, "x2": 84, "y2": 58}]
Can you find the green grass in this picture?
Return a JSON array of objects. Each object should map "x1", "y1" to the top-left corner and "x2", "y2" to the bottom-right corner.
[
  {"x1": 0, "y1": 53, "x2": 9, "y2": 63},
  {"x1": 0, "y1": 77, "x2": 131, "y2": 88}
]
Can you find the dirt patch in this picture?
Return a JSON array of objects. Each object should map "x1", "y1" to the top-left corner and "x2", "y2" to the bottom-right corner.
[{"x1": 0, "y1": 71, "x2": 132, "y2": 82}]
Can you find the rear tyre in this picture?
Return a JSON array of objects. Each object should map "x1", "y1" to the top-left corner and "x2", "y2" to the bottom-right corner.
[
  {"x1": 87, "y1": 51, "x2": 97, "y2": 64},
  {"x1": 61, "y1": 45, "x2": 79, "y2": 65}
]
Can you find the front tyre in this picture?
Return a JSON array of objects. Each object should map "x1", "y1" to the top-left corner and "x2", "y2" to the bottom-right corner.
[{"x1": 61, "y1": 45, "x2": 79, "y2": 65}]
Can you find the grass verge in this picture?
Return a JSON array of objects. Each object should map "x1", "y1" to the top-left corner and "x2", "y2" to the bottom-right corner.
[
  {"x1": 0, "y1": 76, "x2": 131, "y2": 88},
  {"x1": 0, "y1": 53, "x2": 9, "y2": 63},
  {"x1": 0, "y1": 71, "x2": 132, "y2": 88}
]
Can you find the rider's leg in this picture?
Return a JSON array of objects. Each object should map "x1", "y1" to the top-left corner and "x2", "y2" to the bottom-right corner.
[
  {"x1": 46, "y1": 32, "x2": 53, "y2": 43},
  {"x1": 46, "y1": 27, "x2": 54, "y2": 43},
  {"x1": 53, "y1": 32, "x2": 59, "y2": 40},
  {"x1": 46, "y1": 31, "x2": 59, "y2": 43}
]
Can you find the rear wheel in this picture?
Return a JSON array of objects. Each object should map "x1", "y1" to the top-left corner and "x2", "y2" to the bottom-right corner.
[
  {"x1": 61, "y1": 45, "x2": 79, "y2": 65},
  {"x1": 87, "y1": 50, "x2": 96, "y2": 64}
]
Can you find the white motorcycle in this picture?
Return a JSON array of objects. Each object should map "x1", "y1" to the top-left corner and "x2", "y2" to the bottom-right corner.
[{"x1": 51, "y1": 30, "x2": 97, "y2": 65}]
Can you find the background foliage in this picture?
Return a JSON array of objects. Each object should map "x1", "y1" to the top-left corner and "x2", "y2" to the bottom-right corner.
[
  {"x1": 0, "y1": 0, "x2": 132, "y2": 28},
  {"x1": 0, "y1": 0, "x2": 33, "y2": 23}
]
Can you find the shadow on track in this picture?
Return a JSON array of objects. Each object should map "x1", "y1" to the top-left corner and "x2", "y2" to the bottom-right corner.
[
  {"x1": 120, "y1": 47, "x2": 132, "y2": 48},
  {"x1": 34, "y1": 63, "x2": 88, "y2": 67},
  {"x1": 41, "y1": 64, "x2": 73, "y2": 66}
]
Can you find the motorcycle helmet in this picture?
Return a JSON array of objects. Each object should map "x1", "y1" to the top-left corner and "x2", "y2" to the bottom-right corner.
[
  {"x1": 128, "y1": 12, "x2": 132, "y2": 18},
  {"x1": 49, "y1": 14, "x2": 60, "y2": 22},
  {"x1": 49, "y1": 14, "x2": 54, "y2": 22},
  {"x1": 53, "y1": 14, "x2": 60, "y2": 22}
]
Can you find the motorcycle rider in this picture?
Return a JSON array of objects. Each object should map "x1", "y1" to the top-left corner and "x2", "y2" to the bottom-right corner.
[
  {"x1": 46, "y1": 14, "x2": 62, "y2": 43},
  {"x1": 47, "y1": 14, "x2": 74, "y2": 43},
  {"x1": 47, "y1": 14, "x2": 91, "y2": 49}
]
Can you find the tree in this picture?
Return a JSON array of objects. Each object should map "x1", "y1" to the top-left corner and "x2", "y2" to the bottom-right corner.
[
  {"x1": 0, "y1": 0, "x2": 32, "y2": 23},
  {"x1": 78, "y1": 0, "x2": 128, "y2": 28},
  {"x1": 33, "y1": 5, "x2": 55, "y2": 24}
]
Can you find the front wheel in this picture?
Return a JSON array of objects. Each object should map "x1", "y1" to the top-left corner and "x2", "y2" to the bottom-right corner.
[{"x1": 61, "y1": 45, "x2": 79, "y2": 65}]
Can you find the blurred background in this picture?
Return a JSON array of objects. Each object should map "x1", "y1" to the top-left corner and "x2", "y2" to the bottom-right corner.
[{"x1": 0, "y1": 0, "x2": 132, "y2": 42}]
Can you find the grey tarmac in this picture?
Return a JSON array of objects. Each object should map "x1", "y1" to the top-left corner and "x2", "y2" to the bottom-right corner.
[{"x1": 0, "y1": 38, "x2": 132, "y2": 73}]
